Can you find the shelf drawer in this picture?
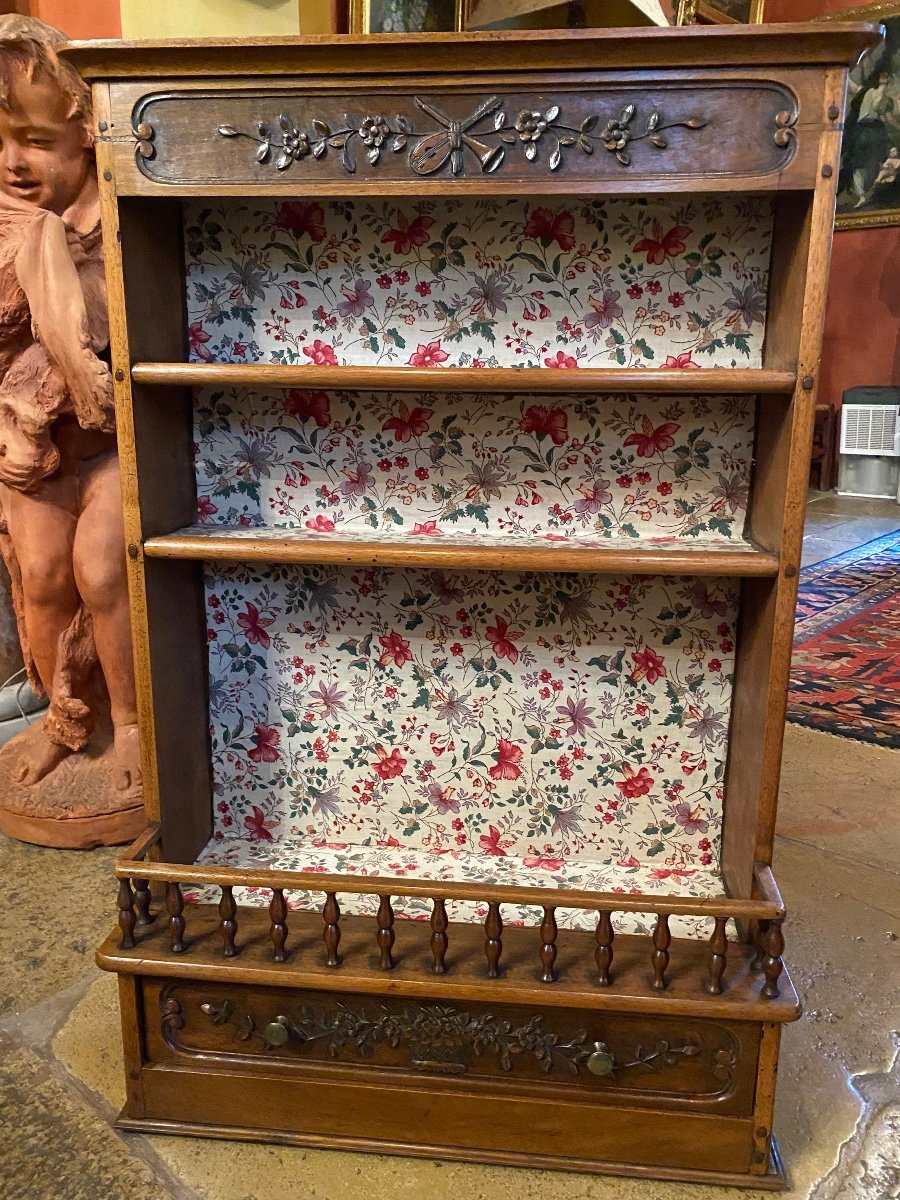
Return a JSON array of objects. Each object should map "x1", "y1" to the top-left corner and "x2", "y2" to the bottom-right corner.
[
  {"x1": 102, "y1": 67, "x2": 824, "y2": 196},
  {"x1": 144, "y1": 978, "x2": 760, "y2": 1116}
]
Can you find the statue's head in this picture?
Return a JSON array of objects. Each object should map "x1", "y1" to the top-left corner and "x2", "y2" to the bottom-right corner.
[{"x1": 0, "y1": 17, "x2": 93, "y2": 216}]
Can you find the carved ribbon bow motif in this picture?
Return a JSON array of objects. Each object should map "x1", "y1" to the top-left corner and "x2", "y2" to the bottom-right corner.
[{"x1": 410, "y1": 95, "x2": 505, "y2": 175}]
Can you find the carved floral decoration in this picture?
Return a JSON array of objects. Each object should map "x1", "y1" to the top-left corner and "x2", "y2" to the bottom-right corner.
[{"x1": 215, "y1": 96, "x2": 708, "y2": 175}]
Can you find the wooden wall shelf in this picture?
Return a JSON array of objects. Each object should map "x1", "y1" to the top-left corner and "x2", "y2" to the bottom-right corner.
[{"x1": 63, "y1": 21, "x2": 878, "y2": 1186}]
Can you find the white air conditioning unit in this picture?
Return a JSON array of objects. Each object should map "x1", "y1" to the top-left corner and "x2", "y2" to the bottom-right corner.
[{"x1": 837, "y1": 394, "x2": 900, "y2": 500}]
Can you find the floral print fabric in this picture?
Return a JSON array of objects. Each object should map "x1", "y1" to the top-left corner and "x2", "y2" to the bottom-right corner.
[
  {"x1": 194, "y1": 387, "x2": 754, "y2": 542},
  {"x1": 184, "y1": 195, "x2": 772, "y2": 369},
  {"x1": 203, "y1": 563, "x2": 736, "y2": 878}
]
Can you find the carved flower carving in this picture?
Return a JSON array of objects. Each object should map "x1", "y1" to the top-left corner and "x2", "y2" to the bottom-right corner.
[
  {"x1": 359, "y1": 115, "x2": 390, "y2": 148},
  {"x1": 514, "y1": 109, "x2": 548, "y2": 143}
]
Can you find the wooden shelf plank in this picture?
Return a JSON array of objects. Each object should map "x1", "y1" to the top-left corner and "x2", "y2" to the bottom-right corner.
[
  {"x1": 143, "y1": 525, "x2": 779, "y2": 577},
  {"x1": 130, "y1": 362, "x2": 797, "y2": 395}
]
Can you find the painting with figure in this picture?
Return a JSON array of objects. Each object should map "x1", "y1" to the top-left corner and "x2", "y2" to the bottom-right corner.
[
  {"x1": 824, "y1": 3, "x2": 900, "y2": 228},
  {"x1": 352, "y1": 0, "x2": 459, "y2": 32}
]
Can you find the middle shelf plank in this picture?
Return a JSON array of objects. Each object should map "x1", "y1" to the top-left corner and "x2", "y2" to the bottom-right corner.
[
  {"x1": 143, "y1": 525, "x2": 779, "y2": 576},
  {"x1": 130, "y1": 362, "x2": 797, "y2": 395}
]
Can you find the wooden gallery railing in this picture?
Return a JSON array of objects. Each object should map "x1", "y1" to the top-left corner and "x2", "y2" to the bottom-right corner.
[{"x1": 113, "y1": 825, "x2": 788, "y2": 1001}]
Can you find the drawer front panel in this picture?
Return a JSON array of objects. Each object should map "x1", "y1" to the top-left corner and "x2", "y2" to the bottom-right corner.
[
  {"x1": 104, "y1": 73, "x2": 818, "y2": 194},
  {"x1": 146, "y1": 979, "x2": 760, "y2": 1116}
]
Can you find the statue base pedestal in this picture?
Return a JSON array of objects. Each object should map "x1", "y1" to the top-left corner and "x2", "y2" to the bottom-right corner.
[{"x1": 0, "y1": 716, "x2": 145, "y2": 849}]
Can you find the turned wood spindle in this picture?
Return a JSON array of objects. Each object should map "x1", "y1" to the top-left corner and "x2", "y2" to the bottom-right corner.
[
  {"x1": 376, "y1": 894, "x2": 395, "y2": 970},
  {"x1": 651, "y1": 913, "x2": 671, "y2": 990},
  {"x1": 595, "y1": 909, "x2": 614, "y2": 986},
  {"x1": 133, "y1": 877, "x2": 153, "y2": 925},
  {"x1": 753, "y1": 918, "x2": 770, "y2": 969},
  {"x1": 706, "y1": 915, "x2": 728, "y2": 995},
  {"x1": 761, "y1": 918, "x2": 785, "y2": 999},
  {"x1": 485, "y1": 901, "x2": 503, "y2": 978},
  {"x1": 117, "y1": 876, "x2": 136, "y2": 950},
  {"x1": 323, "y1": 892, "x2": 342, "y2": 966},
  {"x1": 219, "y1": 885, "x2": 238, "y2": 957},
  {"x1": 269, "y1": 888, "x2": 288, "y2": 962},
  {"x1": 430, "y1": 898, "x2": 448, "y2": 974},
  {"x1": 165, "y1": 881, "x2": 185, "y2": 954},
  {"x1": 539, "y1": 906, "x2": 558, "y2": 983}
]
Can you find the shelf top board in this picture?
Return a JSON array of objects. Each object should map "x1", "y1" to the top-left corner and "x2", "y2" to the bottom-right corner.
[{"x1": 61, "y1": 23, "x2": 880, "y2": 80}]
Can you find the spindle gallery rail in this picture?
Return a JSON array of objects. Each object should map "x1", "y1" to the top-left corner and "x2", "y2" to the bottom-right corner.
[{"x1": 113, "y1": 825, "x2": 788, "y2": 1002}]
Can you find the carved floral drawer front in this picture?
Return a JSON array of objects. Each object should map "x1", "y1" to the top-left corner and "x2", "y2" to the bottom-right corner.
[
  {"x1": 148, "y1": 980, "x2": 759, "y2": 1114},
  {"x1": 120, "y1": 80, "x2": 800, "y2": 190}
]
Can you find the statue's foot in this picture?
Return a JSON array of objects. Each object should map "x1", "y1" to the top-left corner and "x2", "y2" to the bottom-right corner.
[
  {"x1": 12, "y1": 735, "x2": 72, "y2": 785},
  {"x1": 112, "y1": 722, "x2": 143, "y2": 795}
]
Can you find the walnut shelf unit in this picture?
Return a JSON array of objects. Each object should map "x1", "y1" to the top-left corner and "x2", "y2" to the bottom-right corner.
[{"x1": 63, "y1": 20, "x2": 879, "y2": 1190}]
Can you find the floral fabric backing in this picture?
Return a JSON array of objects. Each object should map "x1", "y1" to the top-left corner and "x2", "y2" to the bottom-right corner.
[
  {"x1": 184, "y1": 195, "x2": 773, "y2": 369},
  {"x1": 186, "y1": 196, "x2": 760, "y2": 937},
  {"x1": 194, "y1": 387, "x2": 754, "y2": 542}
]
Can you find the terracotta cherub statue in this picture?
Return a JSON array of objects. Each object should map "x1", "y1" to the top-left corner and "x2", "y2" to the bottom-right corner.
[{"x1": 0, "y1": 16, "x2": 144, "y2": 847}]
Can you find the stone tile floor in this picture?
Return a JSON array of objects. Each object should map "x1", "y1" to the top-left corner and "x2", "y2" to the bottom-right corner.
[{"x1": 0, "y1": 494, "x2": 898, "y2": 1200}]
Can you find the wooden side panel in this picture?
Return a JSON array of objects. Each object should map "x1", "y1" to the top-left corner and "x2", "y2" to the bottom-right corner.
[
  {"x1": 95, "y1": 85, "x2": 212, "y2": 863},
  {"x1": 723, "y1": 72, "x2": 844, "y2": 898}
]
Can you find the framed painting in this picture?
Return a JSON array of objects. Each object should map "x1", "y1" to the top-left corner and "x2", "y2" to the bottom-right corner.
[
  {"x1": 821, "y1": 2, "x2": 900, "y2": 229},
  {"x1": 674, "y1": 0, "x2": 764, "y2": 24},
  {"x1": 350, "y1": 0, "x2": 463, "y2": 32}
]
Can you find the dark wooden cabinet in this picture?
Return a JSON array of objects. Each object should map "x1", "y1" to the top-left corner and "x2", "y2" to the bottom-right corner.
[{"x1": 64, "y1": 22, "x2": 877, "y2": 1187}]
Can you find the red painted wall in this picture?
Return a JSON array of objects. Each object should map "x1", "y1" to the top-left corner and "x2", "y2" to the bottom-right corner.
[
  {"x1": 31, "y1": 0, "x2": 120, "y2": 38},
  {"x1": 768, "y1": 0, "x2": 900, "y2": 404}
]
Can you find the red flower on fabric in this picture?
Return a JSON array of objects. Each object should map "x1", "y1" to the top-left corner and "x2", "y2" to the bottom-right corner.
[
  {"x1": 523, "y1": 854, "x2": 565, "y2": 870},
  {"x1": 382, "y1": 400, "x2": 434, "y2": 443},
  {"x1": 305, "y1": 515, "x2": 336, "y2": 532},
  {"x1": 197, "y1": 495, "x2": 218, "y2": 522},
  {"x1": 284, "y1": 389, "x2": 331, "y2": 427},
  {"x1": 248, "y1": 726, "x2": 280, "y2": 765},
  {"x1": 237, "y1": 602, "x2": 274, "y2": 648},
  {"x1": 409, "y1": 521, "x2": 441, "y2": 535},
  {"x1": 188, "y1": 321, "x2": 213, "y2": 362},
  {"x1": 485, "y1": 615, "x2": 523, "y2": 663},
  {"x1": 244, "y1": 804, "x2": 276, "y2": 840},
  {"x1": 407, "y1": 339, "x2": 449, "y2": 368},
  {"x1": 478, "y1": 824, "x2": 507, "y2": 856},
  {"x1": 544, "y1": 350, "x2": 578, "y2": 369},
  {"x1": 378, "y1": 631, "x2": 413, "y2": 667},
  {"x1": 617, "y1": 765, "x2": 654, "y2": 798},
  {"x1": 523, "y1": 207, "x2": 576, "y2": 251},
  {"x1": 520, "y1": 404, "x2": 568, "y2": 446},
  {"x1": 662, "y1": 351, "x2": 700, "y2": 369},
  {"x1": 630, "y1": 646, "x2": 666, "y2": 684},
  {"x1": 489, "y1": 739, "x2": 523, "y2": 781},
  {"x1": 381, "y1": 213, "x2": 434, "y2": 256},
  {"x1": 302, "y1": 339, "x2": 338, "y2": 365},
  {"x1": 275, "y1": 201, "x2": 326, "y2": 242},
  {"x1": 624, "y1": 416, "x2": 680, "y2": 457},
  {"x1": 633, "y1": 221, "x2": 692, "y2": 265},
  {"x1": 373, "y1": 746, "x2": 407, "y2": 780}
]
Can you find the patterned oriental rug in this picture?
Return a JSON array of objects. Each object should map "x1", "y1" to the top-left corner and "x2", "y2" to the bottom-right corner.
[{"x1": 788, "y1": 530, "x2": 900, "y2": 749}]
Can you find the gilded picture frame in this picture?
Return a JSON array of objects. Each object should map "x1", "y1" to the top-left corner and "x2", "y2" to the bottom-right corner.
[
  {"x1": 820, "y1": 1, "x2": 900, "y2": 230},
  {"x1": 350, "y1": 0, "x2": 465, "y2": 32},
  {"x1": 674, "y1": 0, "x2": 765, "y2": 26}
]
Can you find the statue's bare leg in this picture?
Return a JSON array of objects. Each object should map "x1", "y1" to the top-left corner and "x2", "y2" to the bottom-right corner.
[
  {"x1": 74, "y1": 450, "x2": 141, "y2": 795},
  {"x1": 1, "y1": 483, "x2": 79, "y2": 783}
]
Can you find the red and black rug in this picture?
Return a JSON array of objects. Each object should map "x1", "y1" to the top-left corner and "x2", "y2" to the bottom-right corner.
[{"x1": 788, "y1": 530, "x2": 900, "y2": 749}]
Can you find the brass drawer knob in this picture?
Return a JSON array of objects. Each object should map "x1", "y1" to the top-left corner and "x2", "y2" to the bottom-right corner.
[{"x1": 586, "y1": 1041, "x2": 615, "y2": 1076}]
